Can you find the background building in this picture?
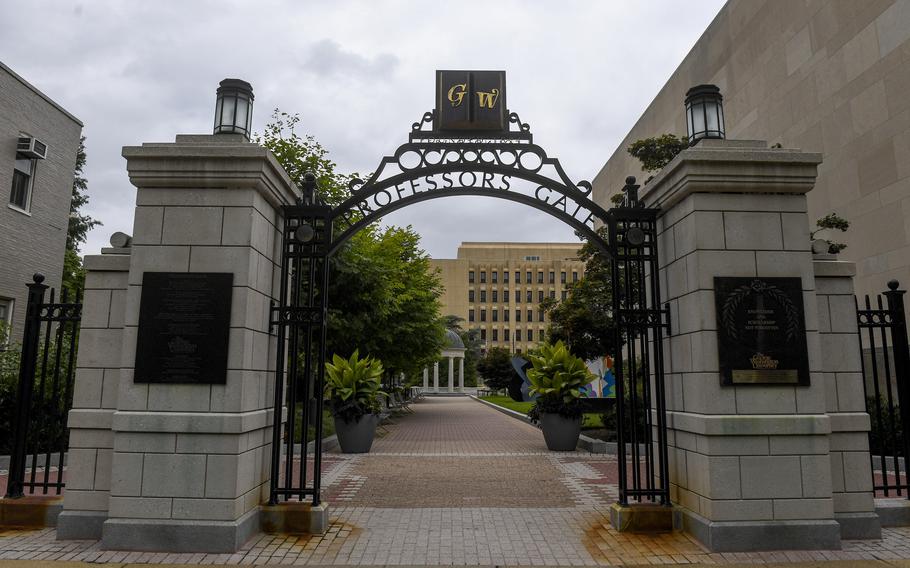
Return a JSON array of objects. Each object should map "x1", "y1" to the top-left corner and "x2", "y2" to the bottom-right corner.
[
  {"x1": 593, "y1": 0, "x2": 910, "y2": 301},
  {"x1": 0, "y1": 61, "x2": 82, "y2": 341},
  {"x1": 431, "y1": 242, "x2": 585, "y2": 354}
]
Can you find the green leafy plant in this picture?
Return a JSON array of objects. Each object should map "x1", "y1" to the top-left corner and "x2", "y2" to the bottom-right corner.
[
  {"x1": 810, "y1": 212, "x2": 850, "y2": 254},
  {"x1": 526, "y1": 341, "x2": 594, "y2": 419},
  {"x1": 324, "y1": 351, "x2": 385, "y2": 423},
  {"x1": 627, "y1": 134, "x2": 689, "y2": 174}
]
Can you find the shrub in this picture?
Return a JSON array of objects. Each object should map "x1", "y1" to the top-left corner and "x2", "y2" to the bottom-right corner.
[{"x1": 526, "y1": 341, "x2": 594, "y2": 419}]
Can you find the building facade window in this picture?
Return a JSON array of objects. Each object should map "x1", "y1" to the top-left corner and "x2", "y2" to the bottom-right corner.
[
  {"x1": 480, "y1": 328, "x2": 486, "y2": 341},
  {"x1": 491, "y1": 271, "x2": 498, "y2": 283},
  {"x1": 503, "y1": 271, "x2": 509, "y2": 283},
  {"x1": 469, "y1": 290, "x2": 475, "y2": 302},
  {"x1": 504, "y1": 309, "x2": 509, "y2": 322},
  {"x1": 561, "y1": 271, "x2": 566, "y2": 284},
  {"x1": 469, "y1": 309, "x2": 475, "y2": 322},
  {"x1": 515, "y1": 329, "x2": 522, "y2": 341},
  {"x1": 515, "y1": 271, "x2": 520, "y2": 283},
  {"x1": 527, "y1": 309, "x2": 533, "y2": 322},
  {"x1": 0, "y1": 298, "x2": 11, "y2": 340},
  {"x1": 516, "y1": 291, "x2": 521, "y2": 304},
  {"x1": 480, "y1": 308, "x2": 487, "y2": 322},
  {"x1": 526, "y1": 290, "x2": 532, "y2": 302},
  {"x1": 538, "y1": 310, "x2": 545, "y2": 322},
  {"x1": 492, "y1": 329, "x2": 498, "y2": 341},
  {"x1": 549, "y1": 271, "x2": 555, "y2": 284},
  {"x1": 504, "y1": 328, "x2": 510, "y2": 341},
  {"x1": 503, "y1": 290, "x2": 509, "y2": 302},
  {"x1": 526, "y1": 271, "x2": 532, "y2": 284},
  {"x1": 492, "y1": 309, "x2": 498, "y2": 322},
  {"x1": 573, "y1": 271, "x2": 579, "y2": 282},
  {"x1": 469, "y1": 270, "x2": 475, "y2": 283},
  {"x1": 480, "y1": 290, "x2": 487, "y2": 302},
  {"x1": 10, "y1": 156, "x2": 36, "y2": 211},
  {"x1": 538, "y1": 290, "x2": 544, "y2": 302},
  {"x1": 537, "y1": 271, "x2": 544, "y2": 284},
  {"x1": 492, "y1": 290, "x2": 498, "y2": 303},
  {"x1": 516, "y1": 310, "x2": 521, "y2": 322},
  {"x1": 549, "y1": 290, "x2": 555, "y2": 299},
  {"x1": 561, "y1": 290, "x2": 568, "y2": 301},
  {"x1": 480, "y1": 271, "x2": 486, "y2": 283},
  {"x1": 527, "y1": 329, "x2": 534, "y2": 341}
]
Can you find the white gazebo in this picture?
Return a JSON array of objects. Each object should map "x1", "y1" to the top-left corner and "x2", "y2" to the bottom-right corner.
[{"x1": 422, "y1": 329, "x2": 467, "y2": 393}]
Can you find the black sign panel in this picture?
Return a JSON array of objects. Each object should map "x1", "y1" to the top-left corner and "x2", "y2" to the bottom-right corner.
[
  {"x1": 714, "y1": 277, "x2": 810, "y2": 386},
  {"x1": 435, "y1": 70, "x2": 507, "y2": 132},
  {"x1": 135, "y1": 272, "x2": 233, "y2": 384}
]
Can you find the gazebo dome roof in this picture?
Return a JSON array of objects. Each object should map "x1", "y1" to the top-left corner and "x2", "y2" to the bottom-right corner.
[{"x1": 444, "y1": 329, "x2": 465, "y2": 349}]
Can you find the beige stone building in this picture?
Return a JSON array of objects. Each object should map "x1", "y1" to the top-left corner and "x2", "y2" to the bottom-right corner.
[
  {"x1": 430, "y1": 242, "x2": 585, "y2": 354},
  {"x1": 593, "y1": 0, "x2": 910, "y2": 301}
]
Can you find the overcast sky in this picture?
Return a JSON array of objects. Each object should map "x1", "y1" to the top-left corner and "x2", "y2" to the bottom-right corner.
[{"x1": 2, "y1": 1, "x2": 724, "y2": 259}]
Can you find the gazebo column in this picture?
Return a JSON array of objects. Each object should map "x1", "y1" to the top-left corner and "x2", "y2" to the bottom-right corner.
[
  {"x1": 433, "y1": 361, "x2": 439, "y2": 392},
  {"x1": 423, "y1": 367, "x2": 428, "y2": 391},
  {"x1": 458, "y1": 357, "x2": 464, "y2": 390},
  {"x1": 448, "y1": 356, "x2": 454, "y2": 392}
]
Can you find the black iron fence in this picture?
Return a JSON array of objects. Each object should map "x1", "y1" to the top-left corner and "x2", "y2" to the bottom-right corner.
[
  {"x1": 4, "y1": 274, "x2": 81, "y2": 498},
  {"x1": 858, "y1": 280, "x2": 910, "y2": 498}
]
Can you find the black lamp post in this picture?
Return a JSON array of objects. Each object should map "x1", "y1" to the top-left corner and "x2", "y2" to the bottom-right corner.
[
  {"x1": 685, "y1": 84, "x2": 725, "y2": 144},
  {"x1": 214, "y1": 79, "x2": 254, "y2": 140}
]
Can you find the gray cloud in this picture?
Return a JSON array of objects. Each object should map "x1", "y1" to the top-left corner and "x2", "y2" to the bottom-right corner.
[{"x1": 0, "y1": 0, "x2": 724, "y2": 259}]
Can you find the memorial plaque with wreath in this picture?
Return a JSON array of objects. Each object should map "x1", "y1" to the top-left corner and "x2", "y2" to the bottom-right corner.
[{"x1": 713, "y1": 277, "x2": 810, "y2": 386}]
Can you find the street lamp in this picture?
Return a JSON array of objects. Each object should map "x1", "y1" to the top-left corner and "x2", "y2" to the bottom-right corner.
[
  {"x1": 685, "y1": 84, "x2": 725, "y2": 144},
  {"x1": 214, "y1": 78, "x2": 254, "y2": 140}
]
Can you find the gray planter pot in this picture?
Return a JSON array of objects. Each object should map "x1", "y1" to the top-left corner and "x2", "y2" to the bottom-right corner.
[
  {"x1": 334, "y1": 414, "x2": 380, "y2": 453},
  {"x1": 540, "y1": 413, "x2": 582, "y2": 451}
]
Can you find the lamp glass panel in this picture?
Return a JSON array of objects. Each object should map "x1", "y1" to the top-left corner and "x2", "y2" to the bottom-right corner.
[
  {"x1": 686, "y1": 107, "x2": 694, "y2": 139},
  {"x1": 718, "y1": 106, "x2": 725, "y2": 133},
  {"x1": 235, "y1": 98, "x2": 249, "y2": 133},
  {"x1": 221, "y1": 96, "x2": 236, "y2": 129},
  {"x1": 706, "y1": 101, "x2": 719, "y2": 132},
  {"x1": 692, "y1": 101, "x2": 706, "y2": 133},
  {"x1": 214, "y1": 98, "x2": 223, "y2": 129}
]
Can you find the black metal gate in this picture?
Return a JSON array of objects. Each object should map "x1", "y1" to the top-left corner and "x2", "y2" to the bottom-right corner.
[
  {"x1": 5, "y1": 274, "x2": 82, "y2": 498},
  {"x1": 858, "y1": 280, "x2": 910, "y2": 497},
  {"x1": 267, "y1": 109, "x2": 671, "y2": 508}
]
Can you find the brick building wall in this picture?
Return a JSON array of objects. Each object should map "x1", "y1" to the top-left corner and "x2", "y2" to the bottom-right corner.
[{"x1": 0, "y1": 60, "x2": 83, "y2": 342}]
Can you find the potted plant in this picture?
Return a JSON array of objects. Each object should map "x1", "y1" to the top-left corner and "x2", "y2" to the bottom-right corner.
[
  {"x1": 324, "y1": 350, "x2": 385, "y2": 453},
  {"x1": 526, "y1": 341, "x2": 594, "y2": 451}
]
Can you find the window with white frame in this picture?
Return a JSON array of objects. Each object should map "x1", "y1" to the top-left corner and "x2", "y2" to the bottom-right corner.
[
  {"x1": 0, "y1": 298, "x2": 12, "y2": 343},
  {"x1": 10, "y1": 156, "x2": 35, "y2": 211}
]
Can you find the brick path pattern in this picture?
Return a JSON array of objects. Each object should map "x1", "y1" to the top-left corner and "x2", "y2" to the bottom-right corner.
[{"x1": 4, "y1": 397, "x2": 910, "y2": 565}]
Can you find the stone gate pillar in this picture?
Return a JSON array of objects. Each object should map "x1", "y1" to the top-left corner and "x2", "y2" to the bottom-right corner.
[
  {"x1": 63, "y1": 134, "x2": 297, "y2": 552},
  {"x1": 642, "y1": 139, "x2": 878, "y2": 551}
]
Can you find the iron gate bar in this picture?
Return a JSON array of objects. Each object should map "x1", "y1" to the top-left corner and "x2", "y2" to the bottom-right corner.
[
  {"x1": 858, "y1": 280, "x2": 910, "y2": 498},
  {"x1": 269, "y1": 111, "x2": 672, "y2": 509},
  {"x1": 5, "y1": 274, "x2": 82, "y2": 499}
]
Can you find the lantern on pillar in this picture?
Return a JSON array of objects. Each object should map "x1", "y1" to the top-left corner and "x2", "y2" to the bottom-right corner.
[
  {"x1": 213, "y1": 79, "x2": 254, "y2": 140},
  {"x1": 685, "y1": 84, "x2": 725, "y2": 144}
]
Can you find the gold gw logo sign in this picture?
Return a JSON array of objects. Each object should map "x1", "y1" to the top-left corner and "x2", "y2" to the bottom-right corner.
[
  {"x1": 447, "y1": 83, "x2": 500, "y2": 109},
  {"x1": 435, "y1": 70, "x2": 507, "y2": 132}
]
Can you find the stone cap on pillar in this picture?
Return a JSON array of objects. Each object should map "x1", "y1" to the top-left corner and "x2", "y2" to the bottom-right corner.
[
  {"x1": 121, "y1": 133, "x2": 300, "y2": 209},
  {"x1": 640, "y1": 138, "x2": 823, "y2": 211}
]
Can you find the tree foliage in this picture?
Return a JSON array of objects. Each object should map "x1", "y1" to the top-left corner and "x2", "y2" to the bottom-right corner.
[
  {"x1": 542, "y1": 227, "x2": 618, "y2": 361},
  {"x1": 626, "y1": 134, "x2": 688, "y2": 174},
  {"x1": 63, "y1": 137, "x2": 102, "y2": 293},
  {"x1": 476, "y1": 347, "x2": 515, "y2": 391},
  {"x1": 258, "y1": 110, "x2": 446, "y2": 379}
]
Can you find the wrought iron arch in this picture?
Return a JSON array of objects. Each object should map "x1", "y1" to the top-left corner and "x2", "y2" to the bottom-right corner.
[{"x1": 269, "y1": 108, "x2": 671, "y2": 514}]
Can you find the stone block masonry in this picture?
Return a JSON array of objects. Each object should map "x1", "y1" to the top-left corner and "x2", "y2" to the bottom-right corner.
[
  {"x1": 643, "y1": 139, "x2": 879, "y2": 551},
  {"x1": 59, "y1": 133, "x2": 300, "y2": 553}
]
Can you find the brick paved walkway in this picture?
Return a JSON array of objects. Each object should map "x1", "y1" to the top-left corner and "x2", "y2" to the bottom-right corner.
[{"x1": 4, "y1": 396, "x2": 910, "y2": 564}]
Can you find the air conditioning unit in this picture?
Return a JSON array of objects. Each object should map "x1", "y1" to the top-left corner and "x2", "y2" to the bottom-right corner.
[{"x1": 17, "y1": 137, "x2": 48, "y2": 160}]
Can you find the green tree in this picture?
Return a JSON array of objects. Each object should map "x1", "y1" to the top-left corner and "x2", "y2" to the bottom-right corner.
[
  {"x1": 542, "y1": 227, "x2": 618, "y2": 361},
  {"x1": 459, "y1": 327, "x2": 482, "y2": 387},
  {"x1": 63, "y1": 136, "x2": 102, "y2": 293},
  {"x1": 258, "y1": 111, "x2": 446, "y2": 379},
  {"x1": 476, "y1": 347, "x2": 515, "y2": 391},
  {"x1": 811, "y1": 212, "x2": 850, "y2": 254}
]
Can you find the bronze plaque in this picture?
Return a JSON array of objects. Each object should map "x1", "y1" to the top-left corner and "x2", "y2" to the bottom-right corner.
[
  {"x1": 135, "y1": 272, "x2": 233, "y2": 384},
  {"x1": 714, "y1": 277, "x2": 810, "y2": 386},
  {"x1": 435, "y1": 70, "x2": 507, "y2": 132}
]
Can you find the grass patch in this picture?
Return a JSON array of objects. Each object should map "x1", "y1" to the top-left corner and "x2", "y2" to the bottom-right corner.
[{"x1": 479, "y1": 394, "x2": 605, "y2": 429}]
